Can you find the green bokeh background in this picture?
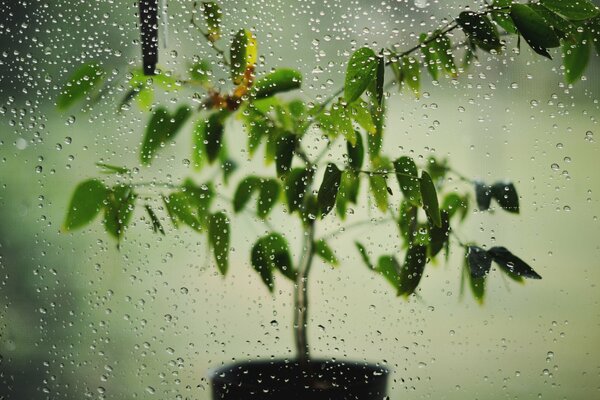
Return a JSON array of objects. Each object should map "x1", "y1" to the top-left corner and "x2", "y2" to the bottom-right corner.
[{"x1": 1, "y1": 0, "x2": 599, "y2": 398}]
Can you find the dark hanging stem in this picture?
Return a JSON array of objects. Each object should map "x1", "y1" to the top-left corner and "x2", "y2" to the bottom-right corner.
[{"x1": 138, "y1": 0, "x2": 159, "y2": 75}]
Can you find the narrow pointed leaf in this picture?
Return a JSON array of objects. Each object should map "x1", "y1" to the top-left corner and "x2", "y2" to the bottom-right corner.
[
  {"x1": 201, "y1": 2, "x2": 222, "y2": 41},
  {"x1": 540, "y1": 0, "x2": 599, "y2": 21},
  {"x1": 57, "y1": 62, "x2": 105, "y2": 110},
  {"x1": 103, "y1": 185, "x2": 137, "y2": 240},
  {"x1": 429, "y1": 211, "x2": 450, "y2": 258},
  {"x1": 251, "y1": 233, "x2": 295, "y2": 291},
  {"x1": 275, "y1": 134, "x2": 296, "y2": 176},
  {"x1": 314, "y1": 239, "x2": 339, "y2": 266},
  {"x1": 475, "y1": 181, "x2": 493, "y2": 211},
  {"x1": 141, "y1": 106, "x2": 191, "y2": 165},
  {"x1": 350, "y1": 101, "x2": 376, "y2": 134},
  {"x1": 488, "y1": 247, "x2": 542, "y2": 279},
  {"x1": 376, "y1": 256, "x2": 401, "y2": 293},
  {"x1": 144, "y1": 204, "x2": 165, "y2": 235},
  {"x1": 252, "y1": 69, "x2": 302, "y2": 99},
  {"x1": 511, "y1": 4, "x2": 560, "y2": 59},
  {"x1": 257, "y1": 179, "x2": 280, "y2": 218},
  {"x1": 394, "y1": 156, "x2": 421, "y2": 206},
  {"x1": 398, "y1": 245, "x2": 427, "y2": 297},
  {"x1": 562, "y1": 31, "x2": 591, "y2": 83},
  {"x1": 467, "y1": 246, "x2": 493, "y2": 278},
  {"x1": 317, "y1": 163, "x2": 342, "y2": 218},
  {"x1": 344, "y1": 47, "x2": 378, "y2": 103},
  {"x1": 208, "y1": 212, "x2": 230, "y2": 275},
  {"x1": 355, "y1": 241, "x2": 374, "y2": 270},
  {"x1": 491, "y1": 182, "x2": 519, "y2": 213},
  {"x1": 285, "y1": 168, "x2": 313, "y2": 213},
  {"x1": 401, "y1": 56, "x2": 420, "y2": 97},
  {"x1": 233, "y1": 176, "x2": 261, "y2": 212},
  {"x1": 347, "y1": 132, "x2": 364, "y2": 170},
  {"x1": 230, "y1": 29, "x2": 257, "y2": 84},
  {"x1": 192, "y1": 118, "x2": 206, "y2": 170},
  {"x1": 419, "y1": 171, "x2": 441, "y2": 227},
  {"x1": 457, "y1": 12, "x2": 502, "y2": 52},
  {"x1": 205, "y1": 111, "x2": 229, "y2": 163},
  {"x1": 63, "y1": 179, "x2": 108, "y2": 231}
]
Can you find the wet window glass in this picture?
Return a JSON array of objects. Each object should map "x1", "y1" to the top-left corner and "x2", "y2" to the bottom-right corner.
[{"x1": 1, "y1": 0, "x2": 599, "y2": 398}]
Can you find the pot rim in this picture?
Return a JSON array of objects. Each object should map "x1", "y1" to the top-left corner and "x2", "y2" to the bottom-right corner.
[{"x1": 207, "y1": 357, "x2": 390, "y2": 388}]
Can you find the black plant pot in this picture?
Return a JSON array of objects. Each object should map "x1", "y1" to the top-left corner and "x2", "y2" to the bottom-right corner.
[{"x1": 209, "y1": 359, "x2": 389, "y2": 400}]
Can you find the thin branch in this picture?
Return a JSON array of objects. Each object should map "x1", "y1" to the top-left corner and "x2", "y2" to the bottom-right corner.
[
  {"x1": 190, "y1": 4, "x2": 230, "y2": 66},
  {"x1": 321, "y1": 217, "x2": 394, "y2": 240}
]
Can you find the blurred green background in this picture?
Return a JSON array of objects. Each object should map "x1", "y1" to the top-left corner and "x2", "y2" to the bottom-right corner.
[{"x1": 1, "y1": 0, "x2": 599, "y2": 398}]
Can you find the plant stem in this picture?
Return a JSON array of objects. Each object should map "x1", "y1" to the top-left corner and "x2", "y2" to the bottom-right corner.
[{"x1": 293, "y1": 221, "x2": 316, "y2": 362}]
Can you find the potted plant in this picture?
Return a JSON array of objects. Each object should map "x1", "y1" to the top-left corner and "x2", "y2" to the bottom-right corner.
[{"x1": 57, "y1": 0, "x2": 599, "y2": 398}]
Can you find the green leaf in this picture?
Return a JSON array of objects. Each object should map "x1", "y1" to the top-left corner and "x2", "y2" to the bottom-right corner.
[
  {"x1": 562, "y1": 30, "x2": 591, "y2": 83},
  {"x1": 57, "y1": 62, "x2": 105, "y2": 110},
  {"x1": 401, "y1": 56, "x2": 421, "y2": 97},
  {"x1": 394, "y1": 156, "x2": 421, "y2": 206},
  {"x1": 475, "y1": 181, "x2": 493, "y2": 211},
  {"x1": 144, "y1": 204, "x2": 165, "y2": 235},
  {"x1": 511, "y1": 4, "x2": 560, "y2": 59},
  {"x1": 540, "y1": 0, "x2": 599, "y2": 21},
  {"x1": 63, "y1": 179, "x2": 108, "y2": 231},
  {"x1": 192, "y1": 118, "x2": 206, "y2": 171},
  {"x1": 230, "y1": 29, "x2": 257, "y2": 84},
  {"x1": 317, "y1": 163, "x2": 342, "y2": 218},
  {"x1": 233, "y1": 176, "x2": 261, "y2": 212},
  {"x1": 467, "y1": 265, "x2": 486, "y2": 304},
  {"x1": 257, "y1": 179, "x2": 280, "y2": 218},
  {"x1": 419, "y1": 171, "x2": 441, "y2": 227},
  {"x1": 466, "y1": 246, "x2": 493, "y2": 278},
  {"x1": 205, "y1": 111, "x2": 229, "y2": 163},
  {"x1": 425, "y1": 157, "x2": 447, "y2": 182},
  {"x1": 251, "y1": 233, "x2": 295, "y2": 291},
  {"x1": 336, "y1": 170, "x2": 360, "y2": 218},
  {"x1": 398, "y1": 245, "x2": 427, "y2": 297},
  {"x1": 330, "y1": 102, "x2": 357, "y2": 146},
  {"x1": 275, "y1": 133, "x2": 296, "y2": 176},
  {"x1": 104, "y1": 185, "x2": 137, "y2": 240},
  {"x1": 589, "y1": 17, "x2": 600, "y2": 56},
  {"x1": 421, "y1": 33, "x2": 440, "y2": 80},
  {"x1": 208, "y1": 212, "x2": 230, "y2": 275},
  {"x1": 314, "y1": 239, "x2": 339, "y2": 266},
  {"x1": 529, "y1": 5, "x2": 578, "y2": 40},
  {"x1": 285, "y1": 168, "x2": 313, "y2": 213},
  {"x1": 398, "y1": 201, "x2": 418, "y2": 244},
  {"x1": 376, "y1": 256, "x2": 401, "y2": 293},
  {"x1": 457, "y1": 12, "x2": 502, "y2": 52},
  {"x1": 429, "y1": 211, "x2": 450, "y2": 258},
  {"x1": 201, "y1": 2, "x2": 222, "y2": 41},
  {"x1": 374, "y1": 52, "x2": 385, "y2": 108},
  {"x1": 355, "y1": 241, "x2": 374, "y2": 270},
  {"x1": 420, "y1": 32, "x2": 457, "y2": 78},
  {"x1": 189, "y1": 60, "x2": 211, "y2": 84},
  {"x1": 491, "y1": 182, "x2": 520, "y2": 213},
  {"x1": 346, "y1": 132, "x2": 364, "y2": 170},
  {"x1": 350, "y1": 101, "x2": 376, "y2": 134},
  {"x1": 369, "y1": 174, "x2": 389, "y2": 213},
  {"x1": 488, "y1": 247, "x2": 542, "y2": 279},
  {"x1": 164, "y1": 181, "x2": 213, "y2": 231},
  {"x1": 221, "y1": 158, "x2": 237, "y2": 184},
  {"x1": 95, "y1": 163, "x2": 130, "y2": 175},
  {"x1": 344, "y1": 47, "x2": 378, "y2": 103},
  {"x1": 442, "y1": 193, "x2": 469, "y2": 221},
  {"x1": 491, "y1": 2, "x2": 518, "y2": 34},
  {"x1": 252, "y1": 69, "x2": 302, "y2": 99},
  {"x1": 140, "y1": 106, "x2": 192, "y2": 165}
]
